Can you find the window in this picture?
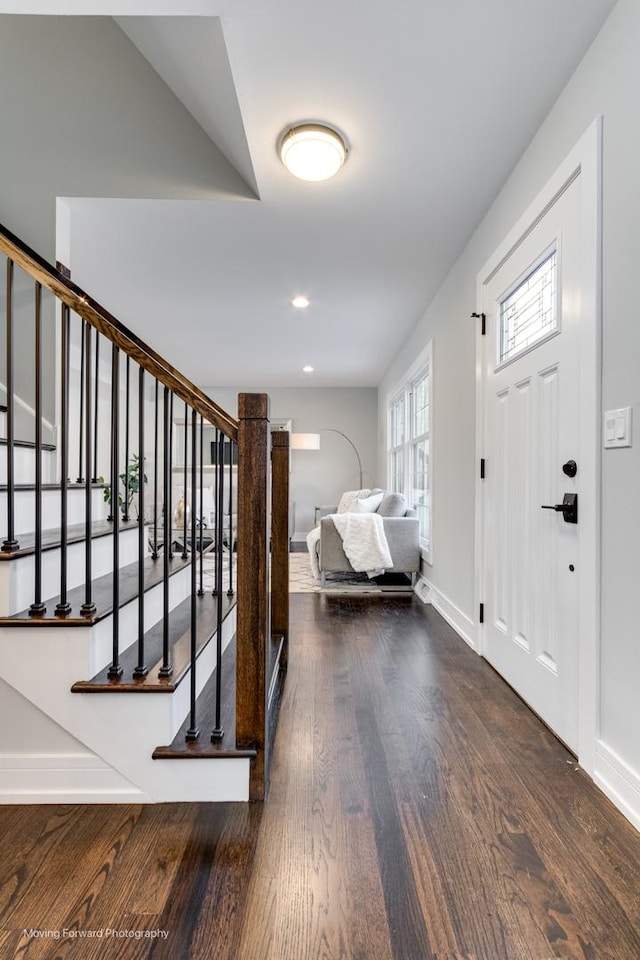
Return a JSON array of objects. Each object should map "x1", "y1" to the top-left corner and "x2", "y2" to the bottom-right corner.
[
  {"x1": 387, "y1": 342, "x2": 432, "y2": 561},
  {"x1": 499, "y1": 246, "x2": 557, "y2": 363},
  {"x1": 389, "y1": 394, "x2": 405, "y2": 494}
]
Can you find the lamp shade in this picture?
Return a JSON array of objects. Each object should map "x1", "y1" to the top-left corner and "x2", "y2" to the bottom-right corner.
[
  {"x1": 291, "y1": 433, "x2": 321, "y2": 450},
  {"x1": 280, "y1": 124, "x2": 348, "y2": 182}
]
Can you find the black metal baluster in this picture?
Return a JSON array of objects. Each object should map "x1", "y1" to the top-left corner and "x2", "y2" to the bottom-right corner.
[
  {"x1": 186, "y1": 407, "x2": 199, "y2": 741},
  {"x1": 80, "y1": 322, "x2": 96, "y2": 616},
  {"x1": 168, "y1": 393, "x2": 174, "y2": 559},
  {"x1": 55, "y1": 305, "x2": 71, "y2": 616},
  {"x1": 91, "y1": 334, "x2": 100, "y2": 483},
  {"x1": 123, "y1": 356, "x2": 130, "y2": 521},
  {"x1": 159, "y1": 386, "x2": 172, "y2": 678},
  {"x1": 2, "y1": 259, "x2": 18, "y2": 553},
  {"x1": 106, "y1": 339, "x2": 114, "y2": 523},
  {"x1": 212, "y1": 430, "x2": 225, "y2": 742},
  {"x1": 133, "y1": 365, "x2": 148, "y2": 678},
  {"x1": 181, "y1": 401, "x2": 188, "y2": 559},
  {"x1": 76, "y1": 317, "x2": 85, "y2": 483},
  {"x1": 151, "y1": 380, "x2": 159, "y2": 560},
  {"x1": 198, "y1": 415, "x2": 204, "y2": 597},
  {"x1": 107, "y1": 345, "x2": 122, "y2": 677},
  {"x1": 29, "y1": 282, "x2": 45, "y2": 614},
  {"x1": 211, "y1": 428, "x2": 219, "y2": 597},
  {"x1": 227, "y1": 439, "x2": 234, "y2": 598}
]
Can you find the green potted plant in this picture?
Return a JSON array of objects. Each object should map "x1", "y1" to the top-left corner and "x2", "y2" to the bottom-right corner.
[{"x1": 102, "y1": 454, "x2": 148, "y2": 520}]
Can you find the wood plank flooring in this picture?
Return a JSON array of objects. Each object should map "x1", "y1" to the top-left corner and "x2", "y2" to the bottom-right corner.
[{"x1": 1, "y1": 594, "x2": 639, "y2": 960}]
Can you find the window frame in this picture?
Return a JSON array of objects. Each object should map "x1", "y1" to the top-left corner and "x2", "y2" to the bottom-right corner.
[
  {"x1": 386, "y1": 341, "x2": 433, "y2": 564},
  {"x1": 494, "y1": 239, "x2": 562, "y2": 371}
]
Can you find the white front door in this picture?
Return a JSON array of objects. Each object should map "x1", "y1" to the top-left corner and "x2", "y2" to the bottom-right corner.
[{"x1": 479, "y1": 167, "x2": 590, "y2": 753}]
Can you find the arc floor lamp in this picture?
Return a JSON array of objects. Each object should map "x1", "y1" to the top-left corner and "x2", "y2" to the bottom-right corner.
[{"x1": 291, "y1": 429, "x2": 363, "y2": 490}]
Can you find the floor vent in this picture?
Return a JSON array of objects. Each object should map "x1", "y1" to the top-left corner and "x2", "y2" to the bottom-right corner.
[{"x1": 413, "y1": 578, "x2": 431, "y2": 604}]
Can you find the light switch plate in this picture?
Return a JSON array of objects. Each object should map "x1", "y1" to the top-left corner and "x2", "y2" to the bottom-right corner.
[{"x1": 604, "y1": 407, "x2": 632, "y2": 448}]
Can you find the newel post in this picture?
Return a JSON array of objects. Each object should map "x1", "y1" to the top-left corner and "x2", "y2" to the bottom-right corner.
[
  {"x1": 236, "y1": 393, "x2": 270, "y2": 800},
  {"x1": 270, "y1": 430, "x2": 290, "y2": 671}
]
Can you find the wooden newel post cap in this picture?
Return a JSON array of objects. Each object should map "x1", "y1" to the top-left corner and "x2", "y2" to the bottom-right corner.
[
  {"x1": 271, "y1": 431, "x2": 290, "y2": 448},
  {"x1": 238, "y1": 393, "x2": 270, "y2": 420}
]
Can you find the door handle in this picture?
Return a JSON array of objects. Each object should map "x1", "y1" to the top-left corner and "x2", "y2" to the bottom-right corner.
[{"x1": 541, "y1": 493, "x2": 578, "y2": 524}]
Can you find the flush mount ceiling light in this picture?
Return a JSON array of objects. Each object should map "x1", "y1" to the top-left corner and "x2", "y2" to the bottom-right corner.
[
  {"x1": 302, "y1": 365, "x2": 314, "y2": 373},
  {"x1": 279, "y1": 123, "x2": 348, "y2": 182},
  {"x1": 291, "y1": 295, "x2": 310, "y2": 309}
]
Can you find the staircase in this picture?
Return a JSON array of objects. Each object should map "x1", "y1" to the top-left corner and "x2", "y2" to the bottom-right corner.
[{"x1": 0, "y1": 223, "x2": 290, "y2": 804}]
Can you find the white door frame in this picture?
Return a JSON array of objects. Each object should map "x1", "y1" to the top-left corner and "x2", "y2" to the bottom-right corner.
[{"x1": 474, "y1": 118, "x2": 602, "y2": 775}]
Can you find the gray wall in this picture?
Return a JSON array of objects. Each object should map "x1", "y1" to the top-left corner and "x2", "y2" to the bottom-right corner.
[
  {"x1": 379, "y1": 0, "x2": 640, "y2": 816},
  {"x1": 0, "y1": 15, "x2": 251, "y2": 259},
  {"x1": 206, "y1": 386, "x2": 378, "y2": 540},
  {"x1": 0, "y1": 14, "x2": 250, "y2": 442}
]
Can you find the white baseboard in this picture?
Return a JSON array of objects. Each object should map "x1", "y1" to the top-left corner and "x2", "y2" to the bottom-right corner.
[
  {"x1": 593, "y1": 740, "x2": 640, "y2": 832},
  {"x1": 0, "y1": 752, "x2": 148, "y2": 804},
  {"x1": 419, "y1": 576, "x2": 476, "y2": 650}
]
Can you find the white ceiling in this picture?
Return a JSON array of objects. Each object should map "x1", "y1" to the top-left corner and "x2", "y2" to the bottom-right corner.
[{"x1": 62, "y1": 0, "x2": 616, "y2": 388}]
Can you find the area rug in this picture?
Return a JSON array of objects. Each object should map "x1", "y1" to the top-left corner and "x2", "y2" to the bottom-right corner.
[
  {"x1": 289, "y1": 552, "x2": 412, "y2": 594},
  {"x1": 199, "y1": 551, "x2": 410, "y2": 594}
]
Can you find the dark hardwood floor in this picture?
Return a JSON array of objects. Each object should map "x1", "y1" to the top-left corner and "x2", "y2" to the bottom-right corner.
[{"x1": 1, "y1": 594, "x2": 639, "y2": 959}]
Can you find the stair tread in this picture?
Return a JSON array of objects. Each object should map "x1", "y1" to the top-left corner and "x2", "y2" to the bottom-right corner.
[
  {"x1": 152, "y1": 631, "x2": 282, "y2": 759},
  {"x1": 71, "y1": 590, "x2": 235, "y2": 692},
  {"x1": 0, "y1": 518, "x2": 141, "y2": 560},
  {"x1": 0, "y1": 481, "x2": 108, "y2": 491},
  {"x1": 153, "y1": 637, "x2": 244, "y2": 757},
  {"x1": 0, "y1": 437, "x2": 55, "y2": 450},
  {"x1": 0, "y1": 553, "x2": 191, "y2": 626}
]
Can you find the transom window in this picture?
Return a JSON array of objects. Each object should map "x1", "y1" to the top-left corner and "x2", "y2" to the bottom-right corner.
[
  {"x1": 499, "y1": 247, "x2": 557, "y2": 363},
  {"x1": 387, "y1": 341, "x2": 432, "y2": 562}
]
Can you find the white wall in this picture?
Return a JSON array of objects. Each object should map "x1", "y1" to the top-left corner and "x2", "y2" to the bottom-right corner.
[
  {"x1": 0, "y1": 678, "x2": 93, "y2": 754},
  {"x1": 0, "y1": 14, "x2": 251, "y2": 260},
  {"x1": 379, "y1": 0, "x2": 640, "y2": 824},
  {"x1": 206, "y1": 386, "x2": 378, "y2": 539}
]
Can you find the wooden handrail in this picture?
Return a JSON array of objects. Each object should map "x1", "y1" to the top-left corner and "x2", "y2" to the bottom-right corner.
[{"x1": 0, "y1": 221, "x2": 238, "y2": 441}]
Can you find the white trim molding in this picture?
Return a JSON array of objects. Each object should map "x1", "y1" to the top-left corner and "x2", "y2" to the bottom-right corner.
[
  {"x1": 419, "y1": 575, "x2": 476, "y2": 650},
  {"x1": 0, "y1": 752, "x2": 148, "y2": 804},
  {"x1": 594, "y1": 741, "x2": 640, "y2": 833}
]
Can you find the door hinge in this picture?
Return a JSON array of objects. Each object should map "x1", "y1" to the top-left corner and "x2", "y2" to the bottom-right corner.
[
  {"x1": 480, "y1": 458, "x2": 485, "y2": 479},
  {"x1": 471, "y1": 311, "x2": 486, "y2": 335},
  {"x1": 479, "y1": 603, "x2": 484, "y2": 624}
]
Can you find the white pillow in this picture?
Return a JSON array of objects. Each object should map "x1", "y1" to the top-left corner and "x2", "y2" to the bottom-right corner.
[
  {"x1": 352, "y1": 491, "x2": 384, "y2": 513},
  {"x1": 337, "y1": 489, "x2": 371, "y2": 513}
]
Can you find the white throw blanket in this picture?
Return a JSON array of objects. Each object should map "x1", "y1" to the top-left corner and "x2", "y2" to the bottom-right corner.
[{"x1": 307, "y1": 513, "x2": 393, "y2": 579}]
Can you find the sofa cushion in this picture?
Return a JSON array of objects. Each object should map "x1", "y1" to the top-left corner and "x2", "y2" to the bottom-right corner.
[
  {"x1": 337, "y1": 489, "x2": 371, "y2": 513},
  {"x1": 377, "y1": 492, "x2": 407, "y2": 517},
  {"x1": 352, "y1": 491, "x2": 384, "y2": 513}
]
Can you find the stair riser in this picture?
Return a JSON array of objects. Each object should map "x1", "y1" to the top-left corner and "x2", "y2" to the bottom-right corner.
[
  {"x1": 0, "y1": 524, "x2": 145, "y2": 616},
  {"x1": 0, "y1": 608, "x2": 244, "y2": 802},
  {"x1": 0, "y1": 487, "x2": 109, "y2": 538},
  {"x1": 0, "y1": 561, "x2": 192, "y2": 676},
  {"x1": 0, "y1": 447, "x2": 57, "y2": 485},
  {"x1": 89, "y1": 563, "x2": 192, "y2": 676},
  {"x1": 167, "y1": 608, "x2": 235, "y2": 739}
]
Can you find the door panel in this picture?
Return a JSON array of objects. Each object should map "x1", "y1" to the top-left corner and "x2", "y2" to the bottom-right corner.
[{"x1": 482, "y1": 176, "x2": 580, "y2": 751}]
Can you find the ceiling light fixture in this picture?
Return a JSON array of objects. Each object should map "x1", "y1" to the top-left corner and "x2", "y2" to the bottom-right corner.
[
  {"x1": 291, "y1": 295, "x2": 310, "y2": 309},
  {"x1": 302, "y1": 365, "x2": 314, "y2": 373},
  {"x1": 279, "y1": 123, "x2": 348, "y2": 182}
]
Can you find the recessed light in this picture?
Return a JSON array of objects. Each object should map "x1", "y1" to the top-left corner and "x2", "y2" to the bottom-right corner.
[
  {"x1": 291, "y1": 296, "x2": 310, "y2": 309},
  {"x1": 302, "y1": 365, "x2": 314, "y2": 373}
]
